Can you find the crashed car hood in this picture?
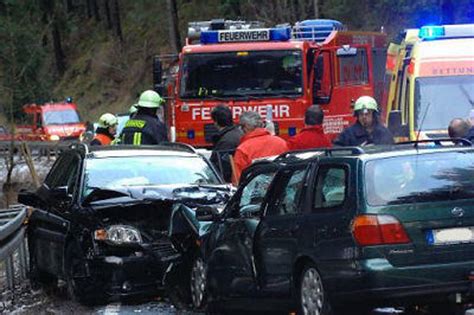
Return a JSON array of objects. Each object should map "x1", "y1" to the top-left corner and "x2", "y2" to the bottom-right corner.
[{"x1": 87, "y1": 184, "x2": 233, "y2": 210}]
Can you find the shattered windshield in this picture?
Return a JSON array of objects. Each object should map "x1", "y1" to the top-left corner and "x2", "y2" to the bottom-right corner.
[
  {"x1": 180, "y1": 50, "x2": 303, "y2": 99},
  {"x1": 43, "y1": 109, "x2": 81, "y2": 125},
  {"x1": 83, "y1": 155, "x2": 220, "y2": 199},
  {"x1": 415, "y1": 75, "x2": 474, "y2": 131},
  {"x1": 365, "y1": 151, "x2": 474, "y2": 206}
]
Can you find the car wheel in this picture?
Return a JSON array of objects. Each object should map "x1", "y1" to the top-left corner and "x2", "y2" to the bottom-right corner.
[
  {"x1": 190, "y1": 256, "x2": 207, "y2": 310},
  {"x1": 65, "y1": 243, "x2": 103, "y2": 305},
  {"x1": 298, "y1": 264, "x2": 331, "y2": 315}
]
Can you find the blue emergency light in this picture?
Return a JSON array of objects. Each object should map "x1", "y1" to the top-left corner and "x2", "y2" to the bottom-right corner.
[
  {"x1": 200, "y1": 27, "x2": 291, "y2": 44},
  {"x1": 419, "y1": 25, "x2": 445, "y2": 39}
]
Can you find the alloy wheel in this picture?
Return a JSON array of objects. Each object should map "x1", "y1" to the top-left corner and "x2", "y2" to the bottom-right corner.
[
  {"x1": 300, "y1": 266, "x2": 325, "y2": 315},
  {"x1": 190, "y1": 257, "x2": 207, "y2": 309}
]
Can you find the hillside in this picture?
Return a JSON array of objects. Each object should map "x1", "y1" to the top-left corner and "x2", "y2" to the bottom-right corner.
[{"x1": 0, "y1": 0, "x2": 473, "y2": 125}]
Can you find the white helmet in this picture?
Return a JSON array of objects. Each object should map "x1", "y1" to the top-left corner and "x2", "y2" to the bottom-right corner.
[{"x1": 98, "y1": 113, "x2": 118, "y2": 128}]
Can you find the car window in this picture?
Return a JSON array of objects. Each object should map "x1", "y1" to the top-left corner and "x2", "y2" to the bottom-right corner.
[
  {"x1": 45, "y1": 154, "x2": 77, "y2": 189},
  {"x1": 314, "y1": 166, "x2": 347, "y2": 209},
  {"x1": 239, "y1": 171, "x2": 276, "y2": 215},
  {"x1": 83, "y1": 155, "x2": 220, "y2": 198},
  {"x1": 267, "y1": 169, "x2": 305, "y2": 216}
]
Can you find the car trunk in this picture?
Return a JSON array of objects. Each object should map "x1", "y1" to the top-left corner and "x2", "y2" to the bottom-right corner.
[{"x1": 368, "y1": 199, "x2": 474, "y2": 267}]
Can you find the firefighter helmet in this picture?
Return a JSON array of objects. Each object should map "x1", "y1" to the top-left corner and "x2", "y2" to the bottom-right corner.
[
  {"x1": 129, "y1": 103, "x2": 138, "y2": 114},
  {"x1": 137, "y1": 90, "x2": 163, "y2": 108},
  {"x1": 354, "y1": 96, "x2": 378, "y2": 113},
  {"x1": 98, "y1": 113, "x2": 118, "y2": 128}
]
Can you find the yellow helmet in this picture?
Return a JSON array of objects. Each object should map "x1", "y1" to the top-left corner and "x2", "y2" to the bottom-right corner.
[{"x1": 98, "y1": 113, "x2": 118, "y2": 128}]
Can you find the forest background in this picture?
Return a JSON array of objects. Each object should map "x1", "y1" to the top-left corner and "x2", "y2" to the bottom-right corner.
[{"x1": 0, "y1": 0, "x2": 473, "y2": 124}]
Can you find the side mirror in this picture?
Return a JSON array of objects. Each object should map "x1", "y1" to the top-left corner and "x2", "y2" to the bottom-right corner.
[
  {"x1": 388, "y1": 110, "x2": 409, "y2": 137},
  {"x1": 18, "y1": 190, "x2": 42, "y2": 208},
  {"x1": 195, "y1": 205, "x2": 220, "y2": 222},
  {"x1": 153, "y1": 57, "x2": 164, "y2": 96},
  {"x1": 50, "y1": 186, "x2": 71, "y2": 202}
]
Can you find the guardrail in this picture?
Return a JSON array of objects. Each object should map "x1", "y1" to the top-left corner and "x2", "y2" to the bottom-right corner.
[
  {"x1": 0, "y1": 140, "x2": 73, "y2": 159},
  {"x1": 0, "y1": 205, "x2": 28, "y2": 290}
]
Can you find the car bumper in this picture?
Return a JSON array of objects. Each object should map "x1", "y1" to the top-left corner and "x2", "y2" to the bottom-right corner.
[
  {"x1": 90, "y1": 252, "x2": 180, "y2": 298},
  {"x1": 329, "y1": 258, "x2": 474, "y2": 304}
]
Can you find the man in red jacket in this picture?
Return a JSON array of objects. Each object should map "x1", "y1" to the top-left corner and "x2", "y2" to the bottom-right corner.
[
  {"x1": 234, "y1": 111, "x2": 288, "y2": 183},
  {"x1": 287, "y1": 105, "x2": 331, "y2": 150}
]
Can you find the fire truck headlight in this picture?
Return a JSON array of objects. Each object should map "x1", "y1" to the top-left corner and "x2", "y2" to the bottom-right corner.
[{"x1": 49, "y1": 135, "x2": 60, "y2": 141}]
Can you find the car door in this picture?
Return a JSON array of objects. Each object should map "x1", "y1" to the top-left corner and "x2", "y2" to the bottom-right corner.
[
  {"x1": 254, "y1": 165, "x2": 308, "y2": 297},
  {"x1": 30, "y1": 152, "x2": 82, "y2": 276},
  {"x1": 205, "y1": 163, "x2": 278, "y2": 298},
  {"x1": 295, "y1": 160, "x2": 356, "y2": 292}
]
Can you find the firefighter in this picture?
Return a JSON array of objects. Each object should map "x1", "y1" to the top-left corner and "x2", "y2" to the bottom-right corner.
[
  {"x1": 90, "y1": 113, "x2": 118, "y2": 146},
  {"x1": 233, "y1": 111, "x2": 288, "y2": 183},
  {"x1": 129, "y1": 103, "x2": 138, "y2": 118},
  {"x1": 120, "y1": 90, "x2": 168, "y2": 145},
  {"x1": 333, "y1": 96, "x2": 394, "y2": 146},
  {"x1": 287, "y1": 105, "x2": 331, "y2": 150}
]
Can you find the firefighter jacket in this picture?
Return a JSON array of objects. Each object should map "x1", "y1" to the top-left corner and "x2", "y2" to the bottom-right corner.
[
  {"x1": 287, "y1": 125, "x2": 331, "y2": 150},
  {"x1": 333, "y1": 120, "x2": 394, "y2": 147},
  {"x1": 121, "y1": 114, "x2": 168, "y2": 145},
  {"x1": 90, "y1": 128, "x2": 114, "y2": 146},
  {"x1": 210, "y1": 125, "x2": 244, "y2": 182},
  {"x1": 234, "y1": 128, "x2": 288, "y2": 182}
]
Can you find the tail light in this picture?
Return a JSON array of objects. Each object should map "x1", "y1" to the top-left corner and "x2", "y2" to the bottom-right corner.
[{"x1": 352, "y1": 215, "x2": 410, "y2": 246}]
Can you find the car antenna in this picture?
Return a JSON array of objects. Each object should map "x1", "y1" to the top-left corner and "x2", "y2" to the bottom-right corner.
[{"x1": 415, "y1": 101, "x2": 431, "y2": 150}]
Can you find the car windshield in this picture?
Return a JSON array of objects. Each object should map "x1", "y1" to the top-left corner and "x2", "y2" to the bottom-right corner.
[
  {"x1": 415, "y1": 75, "x2": 474, "y2": 131},
  {"x1": 365, "y1": 151, "x2": 474, "y2": 206},
  {"x1": 83, "y1": 155, "x2": 221, "y2": 198},
  {"x1": 43, "y1": 109, "x2": 81, "y2": 125},
  {"x1": 179, "y1": 50, "x2": 303, "y2": 99}
]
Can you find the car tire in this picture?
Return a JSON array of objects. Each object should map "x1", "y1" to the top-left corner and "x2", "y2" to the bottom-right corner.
[
  {"x1": 190, "y1": 256, "x2": 207, "y2": 310},
  {"x1": 65, "y1": 243, "x2": 103, "y2": 305},
  {"x1": 298, "y1": 264, "x2": 332, "y2": 315}
]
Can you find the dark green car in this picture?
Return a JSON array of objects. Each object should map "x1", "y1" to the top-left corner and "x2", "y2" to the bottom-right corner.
[{"x1": 191, "y1": 143, "x2": 474, "y2": 314}]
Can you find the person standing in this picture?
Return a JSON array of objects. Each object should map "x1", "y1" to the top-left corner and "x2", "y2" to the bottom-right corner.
[
  {"x1": 121, "y1": 90, "x2": 168, "y2": 145},
  {"x1": 90, "y1": 113, "x2": 118, "y2": 146},
  {"x1": 287, "y1": 105, "x2": 331, "y2": 150},
  {"x1": 233, "y1": 111, "x2": 288, "y2": 182},
  {"x1": 210, "y1": 105, "x2": 243, "y2": 182},
  {"x1": 333, "y1": 96, "x2": 393, "y2": 146}
]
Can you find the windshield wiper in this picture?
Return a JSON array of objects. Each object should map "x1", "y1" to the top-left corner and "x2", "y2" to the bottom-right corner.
[{"x1": 82, "y1": 187, "x2": 131, "y2": 205}]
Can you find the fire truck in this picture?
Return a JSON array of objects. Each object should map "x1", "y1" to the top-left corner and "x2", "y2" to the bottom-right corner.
[
  {"x1": 384, "y1": 24, "x2": 474, "y2": 141},
  {"x1": 154, "y1": 19, "x2": 387, "y2": 147},
  {"x1": 13, "y1": 101, "x2": 86, "y2": 141}
]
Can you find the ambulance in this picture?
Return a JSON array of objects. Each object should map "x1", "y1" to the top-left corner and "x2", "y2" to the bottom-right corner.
[{"x1": 385, "y1": 24, "x2": 474, "y2": 141}]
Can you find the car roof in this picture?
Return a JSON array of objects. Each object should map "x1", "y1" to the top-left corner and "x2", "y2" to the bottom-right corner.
[
  {"x1": 274, "y1": 143, "x2": 474, "y2": 165},
  {"x1": 70, "y1": 143, "x2": 202, "y2": 159}
]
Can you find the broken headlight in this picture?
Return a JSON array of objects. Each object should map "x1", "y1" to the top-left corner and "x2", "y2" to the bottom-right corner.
[{"x1": 94, "y1": 225, "x2": 143, "y2": 245}]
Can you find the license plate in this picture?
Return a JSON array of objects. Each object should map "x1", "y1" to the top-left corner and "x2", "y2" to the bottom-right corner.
[{"x1": 427, "y1": 227, "x2": 474, "y2": 245}]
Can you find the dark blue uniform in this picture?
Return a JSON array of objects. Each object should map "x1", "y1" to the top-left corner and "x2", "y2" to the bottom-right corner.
[
  {"x1": 333, "y1": 121, "x2": 394, "y2": 146},
  {"x1": 121, "y1": 114, "x2": 167, "y2": 145}
]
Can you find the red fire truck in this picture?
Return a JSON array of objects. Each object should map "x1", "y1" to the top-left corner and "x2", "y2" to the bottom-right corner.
[
  {"x1": 154, "y1": 19, "x2": 387, "y2": 147},
  {"x1": 13, "y1": 101, "x2": 86, "y2": 141}
]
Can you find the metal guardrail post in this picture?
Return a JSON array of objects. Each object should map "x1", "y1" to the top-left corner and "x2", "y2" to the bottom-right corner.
[
  {"x1": 6, "y1": 255, "x2": 15, "y2": 289},
  {"x1": 19, "y1": 238, "x2": 28, "y2": 279}
]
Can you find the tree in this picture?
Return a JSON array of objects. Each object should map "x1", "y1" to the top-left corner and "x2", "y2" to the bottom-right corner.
[
  {"x1": 111, "y1": 0, "x2": 123, "y2": 41},
  {"x1": 167, "y1": 0, "x2": 182, "y2": 54}
]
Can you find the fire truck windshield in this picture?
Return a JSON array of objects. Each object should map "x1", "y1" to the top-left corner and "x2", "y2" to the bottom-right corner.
[
  {"x1": 180, "y1": 50, "x2": 303, "y2": 99},
  {"x1": 43, "y1": 109, "x2": 81, "y2": 125},
  {"x1": 415, "y1": 75, "x2": 474, "y2": 131}
]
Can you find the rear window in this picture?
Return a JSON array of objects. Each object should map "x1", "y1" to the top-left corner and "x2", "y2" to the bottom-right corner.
[{"x1": 365, "y1": 151, "x2": 474, "y2": 206}]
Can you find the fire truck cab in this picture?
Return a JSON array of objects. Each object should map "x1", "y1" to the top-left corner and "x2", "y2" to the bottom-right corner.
[
  {"x1": 385, "y1": 24, "x2": 474, "y2": 141},
  {"x1": 155, "y1": 19, "x2": 387, "y2": 147},
  {"x1": 16, "y1": 101, "x2": 86, "y2": 141}
]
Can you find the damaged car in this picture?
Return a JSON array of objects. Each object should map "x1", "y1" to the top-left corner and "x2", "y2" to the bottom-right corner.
[{"x1": 19, "y1": 143, "x2": 232, "y2": 304}]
